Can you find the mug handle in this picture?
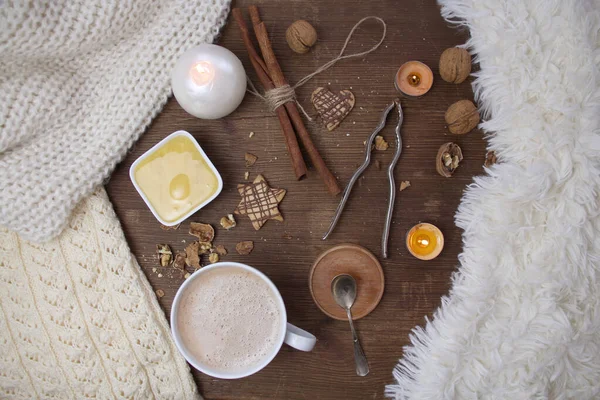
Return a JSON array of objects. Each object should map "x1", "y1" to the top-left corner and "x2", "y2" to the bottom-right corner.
[{"x1": 284, "y1": 323, "x2": 317, "y2": 352}]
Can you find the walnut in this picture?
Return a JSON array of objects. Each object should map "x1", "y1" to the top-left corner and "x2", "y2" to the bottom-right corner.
[
  {"x1": 286, "y1": 20, "x2": 317, "y2": 54},
  {"x1": 215, "y1": 245, "x2": 227, "y2": 256},
  {"x1": 236, "y1": 241, "x2": 254, "y2": 255},
  {"x1": 189, "y1": 222, "x2": 214, "y2": 243},
  {"x1": 445, "y1": 100, "x2": 480, "y2": 134},
  {"x1": 245, "y1": 153, "x2": 258, "y2": 167},
  {"x1": 185, "y1": 241, "x2": 201, "y2": 269},
  {"x1": 484, "y1": 151, "x2": 497, "y2": 168},
  {"x1": 375, "y1": 135, "x2": 389, "y2": 151},
  {"x1": 156, "y1": 244, "x2": 172, "y2": 267},
  {"x1": 198, "y1": 242, "x2": 212, "y2": 255},
  {"x1": 173, "y1": 252, "x2": 186, "y2": 271},
  {"x1": 220, "y1": 214, "x2": 236, "y2": 230},
  {"x1": 439, "y1": 47, "x2": 472, "y2": 84},
  {"x1": 436, "y1": 142, "x2": 463, "y2": 177}
]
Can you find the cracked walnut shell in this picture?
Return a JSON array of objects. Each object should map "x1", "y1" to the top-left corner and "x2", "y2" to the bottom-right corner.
[
  {"x1": 445, "y1": 100, "x2": 480, "y2": 135},
  {"x1": 189, "y1": 222, "x2": 214, "y2": 243},
  {"x1": 185, "y1": 241, "x2": 201, "y2": 270},
  {"x1": 436, "y1": 142, "x2": 463, "y2": 177}
]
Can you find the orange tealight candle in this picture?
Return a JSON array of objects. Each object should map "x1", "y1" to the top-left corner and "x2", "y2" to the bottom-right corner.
[
  {"x1": 395, "y1": 61, "x2": 434, "y2": 97},
  {"x1": 406, "y1": 223, "x2": 444, "y2": 260}
]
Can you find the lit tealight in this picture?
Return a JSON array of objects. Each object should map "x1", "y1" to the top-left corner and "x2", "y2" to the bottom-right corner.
[
  {"x1": 395, "y1": 61, "x2": 433, "y2": 97},
  {"x1": 189, "y1": 61, "x2": 215, "y2": 86},
  {"x1": 171, "y1": 44, "x2": 246, "y2": 119},
  {"x1": 406, "y1": 223, "x2": 444, "y2": 260}
]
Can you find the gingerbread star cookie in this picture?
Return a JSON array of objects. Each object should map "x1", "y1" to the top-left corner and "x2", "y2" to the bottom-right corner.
[{"x1": 234, "y1": 175, "x2": 286, "y2": 230}]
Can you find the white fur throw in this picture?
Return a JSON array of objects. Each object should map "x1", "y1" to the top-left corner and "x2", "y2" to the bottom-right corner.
[
  {"x1": 387, "y1": 0, "x2": 600, "y2": 399},
  {"x1": 0, "y1": 0, "x2": 230, "y2": 243}
]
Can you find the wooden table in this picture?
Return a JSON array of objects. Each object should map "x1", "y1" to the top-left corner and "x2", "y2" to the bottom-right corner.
[{"x1": 106, "y1": 1, "x2": 484, "y2": 398}]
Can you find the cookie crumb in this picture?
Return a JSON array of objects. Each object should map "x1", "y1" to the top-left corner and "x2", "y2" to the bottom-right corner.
[
  {"x1": 160, "y1": 223, "x2": 181, "y2": 231},
  {"x1": 208, "y1": 253, "x2": 219, "y2": 264},
  {"x1": 245, "y1": 153, "x2": 258, "y2": 167},
  {"x1": 249, "y1": 131, "x2": 255, "y2": 138},
  {"x1": 155, "y1": 289, "x2": 165, "y2": 298},
  {"x1": 399, "y1": 181, "x2": 411, "y2": 191}
]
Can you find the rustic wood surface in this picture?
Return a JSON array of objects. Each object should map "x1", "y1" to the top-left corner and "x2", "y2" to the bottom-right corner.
[{"x1": 105, "y1": 1, "x2": 485, "y2": 398}]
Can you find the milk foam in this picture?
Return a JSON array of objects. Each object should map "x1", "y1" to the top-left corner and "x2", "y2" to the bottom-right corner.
[{"x1": 177, "y1": 267, "x2": 282, "y2": 373}]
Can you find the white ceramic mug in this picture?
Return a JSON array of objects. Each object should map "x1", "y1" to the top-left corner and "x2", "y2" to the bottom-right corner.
[{"x1": 171, "y1": 262, "x2": 317, "y2": 379}]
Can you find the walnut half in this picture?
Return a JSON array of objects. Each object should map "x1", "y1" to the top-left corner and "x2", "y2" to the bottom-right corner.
[
  {"x1": 156, "y1": 244, "x2": 173, "y2": 267},
  {"x1": 436, "y1": 142, "x2": 463, "y2": 177}
]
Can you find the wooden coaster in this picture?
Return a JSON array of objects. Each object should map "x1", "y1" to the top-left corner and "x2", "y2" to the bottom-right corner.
[{"x1": 309, "y1": 243, "x2": 384, "y2": 321}]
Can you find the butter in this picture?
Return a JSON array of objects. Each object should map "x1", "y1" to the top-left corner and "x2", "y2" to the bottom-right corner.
[{"x1": 131, "y1": 132, "x2": 221, "y2": 224}]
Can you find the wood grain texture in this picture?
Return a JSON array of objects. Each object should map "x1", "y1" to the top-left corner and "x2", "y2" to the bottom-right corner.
[{"x1": 105, "y1": 0, "x2": 485, "y2": 398}]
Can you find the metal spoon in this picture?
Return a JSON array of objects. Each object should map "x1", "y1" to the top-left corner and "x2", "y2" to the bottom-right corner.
[{"x1": 331, "y1": 274, "x2": 369, "y2": 376}]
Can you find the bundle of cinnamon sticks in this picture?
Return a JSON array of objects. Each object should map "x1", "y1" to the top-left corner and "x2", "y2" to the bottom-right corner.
[{"x1": 232, "y1": 6, "x2": 341, "y2": 196}]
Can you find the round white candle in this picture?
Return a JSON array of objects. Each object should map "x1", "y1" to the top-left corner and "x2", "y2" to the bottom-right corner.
[{"x1": 171, "y1": 44, "x2": 246, "y2": 119}]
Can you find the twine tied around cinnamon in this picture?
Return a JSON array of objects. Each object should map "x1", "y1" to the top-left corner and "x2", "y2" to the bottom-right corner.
[{"x1": 247, "y1": 16, "x2": 387, "y2": 121}]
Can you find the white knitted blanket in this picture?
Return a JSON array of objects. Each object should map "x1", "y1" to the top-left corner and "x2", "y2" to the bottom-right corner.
[
  {"x1": 0, "y1": 0, "x2": 230, "y2": 243},
  {"x1": 0, "y1": 187, "x2": 200, "y2": 399},
  {"x1": 0, "y1": 1, "x2": 231, "y2": 398}
]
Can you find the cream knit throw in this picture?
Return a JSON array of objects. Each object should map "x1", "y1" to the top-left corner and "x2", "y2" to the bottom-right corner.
[
  {"x1": 0, "y1": 0, "x2": 230, "y2": 243},
  {"x1": 0, "y1": 187, "x2": 200, "y2": 399}
]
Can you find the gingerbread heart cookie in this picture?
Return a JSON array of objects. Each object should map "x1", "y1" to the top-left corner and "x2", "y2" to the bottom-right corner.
[{"x1": 311, "y1": 87, "x2": 355, "y2": 131}]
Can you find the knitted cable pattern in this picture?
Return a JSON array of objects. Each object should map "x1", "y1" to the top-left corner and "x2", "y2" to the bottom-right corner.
[
  {"x1": 0, "y1": 187, "x2": 200, "y2": 399},
  {"x1": 0, "y1": 0, "x2": 231, "y2": 243}
]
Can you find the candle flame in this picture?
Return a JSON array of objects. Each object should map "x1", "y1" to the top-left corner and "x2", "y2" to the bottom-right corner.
[{"x1": 190, "y1": 61, "x2": 215, "y2": 86}]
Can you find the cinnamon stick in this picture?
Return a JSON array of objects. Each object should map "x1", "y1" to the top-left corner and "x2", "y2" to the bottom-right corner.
[
  {"x1": 249, "y1": 6, "x2": 341, "y2": 195},
  {"x1": 232, "y1": 8, "x2": 307, "y2": 181}
]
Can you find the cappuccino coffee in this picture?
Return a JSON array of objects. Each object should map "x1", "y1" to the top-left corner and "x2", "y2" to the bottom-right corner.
[{"x1": 176, "y1": 266, "x2": 282, "y2": 374}]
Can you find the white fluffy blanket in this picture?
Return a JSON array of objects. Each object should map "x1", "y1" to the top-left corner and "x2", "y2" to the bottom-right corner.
[{"x1": 387, "y1": 0, "x2": 600, "y2": 398}]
